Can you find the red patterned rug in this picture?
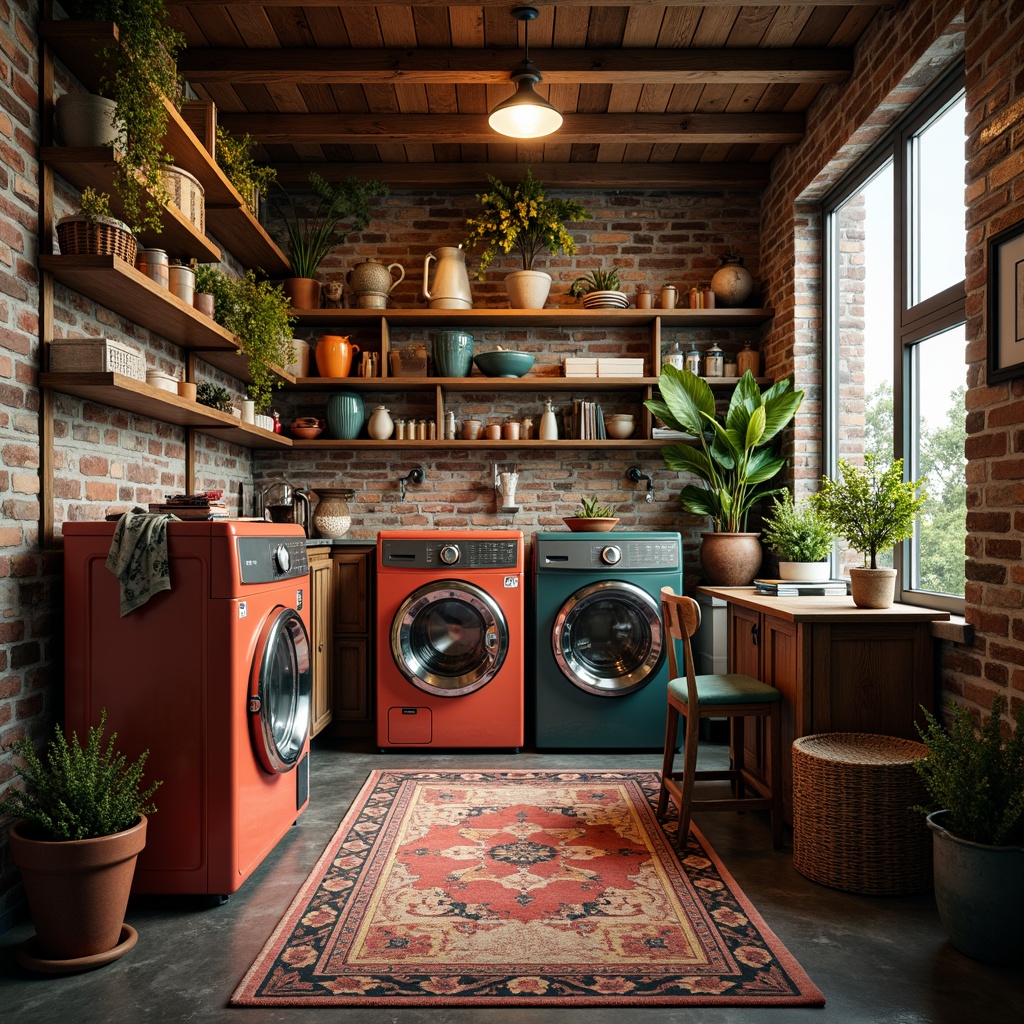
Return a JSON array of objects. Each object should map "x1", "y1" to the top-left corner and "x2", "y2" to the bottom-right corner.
[{"x1": 232, "y1": 769, "x2": 824, "y2": 1008}]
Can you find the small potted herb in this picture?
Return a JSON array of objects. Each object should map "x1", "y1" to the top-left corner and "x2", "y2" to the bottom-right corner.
[
  {"x1": 56, "y1": 187, "x2": 137, "y2": 265},
  {"x1": 568, "y1": 268, "x2": 628, "y2": 309},
  {"x1": 196, "y1": 381, "x2": 233, "y2": 412},
  {"x1": 761, "y1": 491, "x2": 835, "y2": 581},
  {"x1": 564, "y1": 495, "x2": 620, "y2": 533}
]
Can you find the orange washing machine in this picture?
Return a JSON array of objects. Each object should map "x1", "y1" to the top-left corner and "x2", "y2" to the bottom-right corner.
[
  {"x1": 376, "y1": 530, "x2": 524, "y2": 750},
  {"x1": 63, "y1": 520, "x2": 312, "y2": 899}
]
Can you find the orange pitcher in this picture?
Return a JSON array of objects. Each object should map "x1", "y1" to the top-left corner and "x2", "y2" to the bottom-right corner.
[{"x1": 315, "y1": 334, "x2": 360, "y2": 378}]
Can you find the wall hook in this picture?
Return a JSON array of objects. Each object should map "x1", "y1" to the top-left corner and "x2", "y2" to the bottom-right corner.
[
  {"x1": 399, "y1": 466, "x2": 425, "y2": 502},
  {"x1": 627, "y1": 466, "x2": 655, "y2": 503}
]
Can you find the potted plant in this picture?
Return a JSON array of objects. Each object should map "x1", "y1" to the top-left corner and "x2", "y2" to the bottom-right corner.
[
  {"x1": 761, "y1": 491, "x2": 835, "y2": 582},
  {"x1": 221, "y1": 270, "x2": 296, "y2": 415},
  {"x1": 645, "y1": 366, "x2": 804, "y2": 586},
  {"x1": 564, "y1": 495, "x2": 619, "y2": 533},
  {"x1": 0, "y1": 710, "x2": 160, "y2": 969},
  {"x1": 277, "y1": 171, "x2": 389, "y2": 310},
  {"x1": 811, "y1": 454, "x2": 926, "y2": 608},
  {"x1": 196, "y1": 381, "x2": 233, "y2": 412},
  {"x1": 464, "y1": 168, "x2": 589, "y2": 309},
  {"x1": 56, "y1": 186, "x2": 138, "y2": 266},
  {"x1": 63, "y1": 0, "x2": 184, "y2": 235},
  {"x1": 215, "y1": 126, "x2": 277, "y2": 219},
  {"x1": 568, "y1": 268, "x2": 628, "y2": 309},
  {"x1": 913, "y1": 695, "x2": 1024, "y2": 964}
]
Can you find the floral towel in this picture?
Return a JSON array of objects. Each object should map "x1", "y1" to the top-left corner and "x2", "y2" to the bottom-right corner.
[{"x1": 104, "y1": 510, "x2": 178, "y2": 616}]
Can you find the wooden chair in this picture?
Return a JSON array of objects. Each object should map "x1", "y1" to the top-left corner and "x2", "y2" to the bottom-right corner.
[{"x1": 657, "y1": 587, "x2": 784, "y2": 850}]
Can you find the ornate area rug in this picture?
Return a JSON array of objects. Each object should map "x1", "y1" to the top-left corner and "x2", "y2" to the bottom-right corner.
[{"x1": 232, "y1": 769, "x2": 824, "y2": 1008}]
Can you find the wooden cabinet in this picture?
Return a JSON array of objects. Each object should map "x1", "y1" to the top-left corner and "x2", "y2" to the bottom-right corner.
[
  {"x1": 307, "y1": 546, "x2": 334, "y2": 737},
  {"x1": 704, "y1": 586, "x2": 949, "y2": 822},
  {"x1": 325, "y1": 546, "x2": 376, "y2": 739}
]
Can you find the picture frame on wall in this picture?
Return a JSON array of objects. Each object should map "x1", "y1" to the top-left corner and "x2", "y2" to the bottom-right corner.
[{"x1": 987, "y1": 216, "x2": 1024, "y2": 384}]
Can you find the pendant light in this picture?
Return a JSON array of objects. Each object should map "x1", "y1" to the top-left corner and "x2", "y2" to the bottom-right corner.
[{"x1": 488, "y1": 7, "x2": 562, "y2": 139}]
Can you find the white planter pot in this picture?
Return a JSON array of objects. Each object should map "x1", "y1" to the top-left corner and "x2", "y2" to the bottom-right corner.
[
  {"x1": 504, "y1": 270, "x2": 551, "y2": 309},
  {"x1": 56, "y1": 93, "x2": 118, "y2": 148},
  {"x1": 778, "y1": 560, "x2": 831, "y2": 582}
]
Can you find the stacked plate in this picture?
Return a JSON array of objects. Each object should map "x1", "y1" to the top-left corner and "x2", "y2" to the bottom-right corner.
[{"x1": 581, "y1": 290, "x2": 629, "y2": 310}]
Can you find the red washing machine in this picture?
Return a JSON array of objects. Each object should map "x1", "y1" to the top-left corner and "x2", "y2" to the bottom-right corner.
[
  {"x1": 63, "y1": 520, "x2": 312, "y2": 898},
  {"x1": 376, "y1": 530, "x2": 524, "y2": 750}
]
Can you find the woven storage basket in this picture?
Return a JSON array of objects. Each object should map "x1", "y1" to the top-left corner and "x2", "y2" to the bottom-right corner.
[
  {"x1": 792, "y1": 732, "x2": 932, "y2": 896},
  {"x1": 49, "y1": 337, "x2": 145, "y2": 381},
  {"x1": 56, "y1": 216, "x2": 137, "y2": 266},
  {"x1": 161, "y1": 165, "x2": 205, "y2": 233}
]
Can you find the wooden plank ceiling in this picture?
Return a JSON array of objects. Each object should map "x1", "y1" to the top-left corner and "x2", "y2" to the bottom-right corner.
[{"x1": 168, "y1": 1, "x2": 883, "y2": 190}]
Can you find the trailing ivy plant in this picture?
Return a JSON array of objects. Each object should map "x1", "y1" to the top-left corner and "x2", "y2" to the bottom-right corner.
[
  {"x1": 215, "y1": 126, "x2": 277, "y2": 215},
  {"x1": 0, "y1": 709, "x2": 161, "y2": 841},
  {"x1": 64, "y1": 0, "x2": 185, "y2": 235}
]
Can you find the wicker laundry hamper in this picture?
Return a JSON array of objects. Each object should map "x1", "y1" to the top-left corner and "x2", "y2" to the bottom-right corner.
[{"x1": 791, "y1": 732, "x2": 932, "y2": 896}]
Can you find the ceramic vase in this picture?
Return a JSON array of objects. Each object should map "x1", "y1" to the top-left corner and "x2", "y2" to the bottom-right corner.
[
  {"x1": 316, "y1": 335, "x2": 360, "y2": 378},
  {"x1": 504, "y1": 270, "x2": 551, "y2": 309},
  {"x1": 367, "y1": 405, "x2": 394, "y2": 440},
  {"x1": 312, "y1": 489, "x2": 354, "y2": 539},
  {"x1": 711, "y1": 254, "x2": 754, "y2": 308},
  {"x1": 326, "y1": 391, "x2": 364, "y2": 440},
  {"x1": 431, "y1": 330, "x2": 474, "y2": 377}
]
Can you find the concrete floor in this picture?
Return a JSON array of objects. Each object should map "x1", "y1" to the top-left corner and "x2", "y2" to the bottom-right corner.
[{"x1": 2, "y1": 738, "x2": 1022, "y2": 1023}]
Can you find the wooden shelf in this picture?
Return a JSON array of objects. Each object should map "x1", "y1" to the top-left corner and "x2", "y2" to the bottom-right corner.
[
  {"x1": 42, "y1": 19, "x2": 291, "y2": 276},
  {"x1": 289, "y1": 375, "x2": 657, "y2": 392},
  {"x1": 40, "y1": 371, "x2": 292, "y2": 448},
  {"x1": 285, "y1": 438, "x2": 676, "y2": 451},
  {"x1": 291, "y1": 307, "x2": 774, "y2": 329}
]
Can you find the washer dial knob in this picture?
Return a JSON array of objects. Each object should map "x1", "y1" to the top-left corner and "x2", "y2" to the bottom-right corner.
[
  {"x1": 601, "y1": 545, "x2": 622, "y2": 565},
  {"x1": 439, "y1": 543, "x2": 461, "y2": 565},
  {"x1": 274, "y1": 543, "x2": 291, "y2": 573}
]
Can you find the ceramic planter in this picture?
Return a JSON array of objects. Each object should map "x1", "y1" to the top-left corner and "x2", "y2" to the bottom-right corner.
[
  {"x1": 700, "y1": 532, "x2": 763, "y2": 587},
  {"x1": 849, "y1": 566, "x2": 897, "y2": 608},
  {"x1": 504, "y1": 270, "x2": 551, "y2": 309},
  {"x1": 55, "y1": 93, "x2": 118, "y2": 148},
  {"x1": 778, "y1": 560, "x2": 831, "y2": 582},
  {"x1": 282, "y1": 277, "x2": 322, "y2": 311}
]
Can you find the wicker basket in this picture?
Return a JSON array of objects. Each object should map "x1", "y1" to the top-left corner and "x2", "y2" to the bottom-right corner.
[
  {"x1": 791, "y1": 732, "x2": 933, "y2": 896},
  {"x1": 161, "y1": 165, "x2": 205, "y2": 233},
  {"x1": 48, "y1": 337, "x2": 145, "y2": 381},
  {"x1": 56, "y1": 216, "x2": 137, "y2": 266}
]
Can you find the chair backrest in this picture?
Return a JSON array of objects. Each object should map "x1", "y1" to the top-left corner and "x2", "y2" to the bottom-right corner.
[{"x1": 660, "y1": 586, "x2": 702, "y2": 707}]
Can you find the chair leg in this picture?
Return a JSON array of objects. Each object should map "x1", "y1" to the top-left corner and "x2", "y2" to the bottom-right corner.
[
  {"x1": 768, "y1": 704, "x2": 784, "y2": 850},
  {"x1": 732, "y1": 717, "x2": 746, "y2": 798},
  {"x1": 675, "y1": 709, "x2": 700, "y2": 850},
  {"x1": 657, "y1": 704, "x2": 679, "y2": 820}
]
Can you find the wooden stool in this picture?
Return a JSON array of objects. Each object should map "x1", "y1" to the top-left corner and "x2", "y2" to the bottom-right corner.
[
  {"x1": 791, "y1": 732, "x2": 932, "y2": 895},
  {"x1": 657, "y1": 587, "x2": 784, "y2": 850}
]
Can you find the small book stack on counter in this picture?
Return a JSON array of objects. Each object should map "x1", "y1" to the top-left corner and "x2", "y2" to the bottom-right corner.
[
  {"x1": 754, "y1": 578, "x2": 850, "y2": 597},
  {"x1": 149, "y1": 490, "x2": 229, "y2": 520}
]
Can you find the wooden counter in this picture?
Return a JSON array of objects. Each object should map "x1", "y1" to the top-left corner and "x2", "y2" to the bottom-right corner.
[{"x1": 697, "y1": 586, "x2": 949, "y2": 821}]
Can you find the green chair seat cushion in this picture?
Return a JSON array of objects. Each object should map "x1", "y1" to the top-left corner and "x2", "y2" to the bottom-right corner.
[{"x1": 668, "y1": 672, "x2": 781, "y2": 705}]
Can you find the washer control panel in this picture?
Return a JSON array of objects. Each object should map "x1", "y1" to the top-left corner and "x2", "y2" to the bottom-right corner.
[
  {"x1": 536, "y1": 534, "x2": 681, "y2": 572},
  {"x1": 238, "y1": 536, "x2": 309, "y2": 583},
  {"x1": 382, "y1": 537, "x2": 520, "y2": 570}
]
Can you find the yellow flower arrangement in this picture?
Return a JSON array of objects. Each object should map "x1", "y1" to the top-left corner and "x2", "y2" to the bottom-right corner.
[{"x1": 464, "y1": 169, "x2": 589, "y2": 279}]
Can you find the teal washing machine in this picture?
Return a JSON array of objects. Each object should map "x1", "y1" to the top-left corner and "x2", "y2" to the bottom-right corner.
[{"x1": 532, "y1": 531, "x2": 682, "y2": 749}]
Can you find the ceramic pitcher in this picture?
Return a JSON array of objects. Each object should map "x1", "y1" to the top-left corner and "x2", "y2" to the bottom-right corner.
[
  {"x1": 315, "y1": 334, "x2": 360, "y2": 378},
  {"x1": 347, "y1": 258, "x2": 405, "y2": 309},
  {"x1": 422, "y1": 247, "x2": 473, "y2": 309}
]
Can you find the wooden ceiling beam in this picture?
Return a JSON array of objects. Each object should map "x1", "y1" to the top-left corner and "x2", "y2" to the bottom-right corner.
[
  {"x1": 170, "y1": 1, "x2": 879, "y2": 9},
  {"x1": 218, "y1": 111, "x2": 805, "y2": 145},
  {"x1": 179, "y1": 47, "x2": 852, "y2": 86},
  {"x1": 271, "y1": 161, "x2": 771, "y2": 191}
]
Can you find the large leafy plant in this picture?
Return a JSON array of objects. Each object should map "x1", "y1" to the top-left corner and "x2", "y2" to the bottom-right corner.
[
  {"x1": 645, "y1": 366, "x2": 804, "y2": 532},
  {"x1": 279, "y1": 172, "x2": 389, "y2": 280},
  {"x1": 812, "y1": 455, "x2": 926, "y2": 569},
  {"x1": 914, "y1": 695, "x2": 1024, "y2": 846},
  {"x1": 0, "y1": 710, "x2": 160, "y2": 841},
  {"x1": 464, "y1": 168, "x2": 589, "y2": 278}
]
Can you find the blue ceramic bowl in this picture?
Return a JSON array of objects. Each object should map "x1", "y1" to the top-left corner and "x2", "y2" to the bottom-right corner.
[{"x1": 473, "y1": 351, "x2": 536, "y2": 378}]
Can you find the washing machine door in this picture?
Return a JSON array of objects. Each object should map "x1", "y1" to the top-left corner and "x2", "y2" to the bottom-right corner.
[
  {"x1": 248, "y1": 607, "x2": 312, "y2": 774},
  {"x1": 552, "y1": 580, "x2": 664, "y2": 696},
  {"x1": 391, "y1": 580, "x2": 508, "y2": 697}
]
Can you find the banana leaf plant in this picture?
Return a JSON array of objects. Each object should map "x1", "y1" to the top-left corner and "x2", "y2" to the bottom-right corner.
[{"x1": 645, "y1": 366, "x2": 804, "y2": 532}]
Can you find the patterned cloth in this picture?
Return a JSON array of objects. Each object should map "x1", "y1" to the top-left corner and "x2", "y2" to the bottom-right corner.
[{"x1": 104, "y1": 510, "x2": 178, "y2": 616}]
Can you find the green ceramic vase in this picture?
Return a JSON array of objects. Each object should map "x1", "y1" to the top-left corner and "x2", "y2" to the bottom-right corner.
[{"x1": 326, "y1": 392, "x2": 364, "y2": 440}]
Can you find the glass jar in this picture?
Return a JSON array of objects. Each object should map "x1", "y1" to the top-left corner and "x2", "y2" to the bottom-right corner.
[
  {"x1": 685, "y1": 347, "x2": 702, "y2": 375},
  {"x1": 662, "y1": 340, "x2": 685, "y2": 371},
  {"x1": 705, "y1": 343, "x2": 724, "y2": 377},
  {"x1": 312, "y1": 489, "x2": 354, "y2": 539}
]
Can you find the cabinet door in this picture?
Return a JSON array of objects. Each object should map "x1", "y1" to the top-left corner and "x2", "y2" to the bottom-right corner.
[
  {"x1": 308, "y1": 557, "x2": 333, "y2": 737},
  {"x1": 727, "y1": 604, "x2": 764, "y2": 789},
  {"x1": 332, "y1": 549, "x2": 371, "y2": 633},
  {"x1": 331, "y1": 638, "x2": 371, "y2": 723},
  {"x1": 760, "y1": 614, "x2": 803, "y2": 822}
]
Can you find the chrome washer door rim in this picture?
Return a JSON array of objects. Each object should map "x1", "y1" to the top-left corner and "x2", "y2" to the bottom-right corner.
[
  {"x1": 552, "y1": 580, "x2": 663, "y2": 696},
  {"x1": 391, "y1": 580, "x2": 508, "y2": 696}
]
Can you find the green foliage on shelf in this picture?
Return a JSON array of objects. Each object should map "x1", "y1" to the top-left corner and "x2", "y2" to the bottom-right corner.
[
  {"x1": 646, "y1": 366, "x2": 804, "y2": 533},
  {"x1": 195, "y1": 380, "x2": 232, "y2": 412},
  {"x1": 77, "y1": 186, "x2": 116, "y2": 223},
  {"x1": 568, "y1": 268, "x2": 622, "y2": 298},
  {"x1": 279, "y1": 172, "x2": 389, "y2": 280},
  {"x1": 0, "y1": 709, "x2": 160, "y2": 841},
  {"x1": 464, "y1": 168, "x2": 590, "y2": 278},
  {"x1": 811, "y1": 455, "x2": 926, "y2": 569},
  {"x1": 761, "y1": 491, "x2": 835, "y2": 562},
  {"x1": 914, "y1": 695, "x2": 1024, "y2": 846},
  {"x1": 215, "y1": 126, "x2": 277, "y2": 214},
  {"x1": 192, "y1": 263, "x2": 236, "y2": 323}
]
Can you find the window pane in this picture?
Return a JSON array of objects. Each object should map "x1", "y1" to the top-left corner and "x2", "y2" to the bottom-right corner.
[
  {"x1": 910, "y1": 92, "x2": 967, "y2": 305},
  {"x1": 908, "y1": 325, "x2": 967, "y2": 597}
]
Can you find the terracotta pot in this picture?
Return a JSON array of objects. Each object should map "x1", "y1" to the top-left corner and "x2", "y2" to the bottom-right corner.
[
  {"x1": 282, "y1": 277, "x2": 321, "y2": 310},
  {"x1": 700, "y1": 532, "x2": 763, "y2": 586},
  {"x1": 8, "y1": 816, "x2": 147, "y2": 962},
  {"x1": 504, "y1": 270, "x2": 551, "y2": 309},
  {"x1": 315, "y1": 334, "x2": 360, "y2": 378},
  {"x1": 849, "y1": 567, "x2": 897, "y2": 609},
  {"x1": 193, "y1": 292, "x2": 215, "y2": 318}
]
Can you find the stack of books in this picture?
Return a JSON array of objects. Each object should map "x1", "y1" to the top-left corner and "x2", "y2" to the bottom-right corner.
[
  {"x1": 597, "y1": 357, "x2": 646, "y2": 377},
  {"x1": 149, "y1": 491, "x2": 229, "y2": 520},
  {"x1": 651, "y1": 426, "x2": 695, "y2": 439},
  {"x1": 570, "y1": 400, "x2": 607, "y2": 439},
  {"x1": 754, "y1": 578, "x2": 850, "y2": 597},
  {"x1": 563, "y1": 357, "x2": 598, "y2": 378}
]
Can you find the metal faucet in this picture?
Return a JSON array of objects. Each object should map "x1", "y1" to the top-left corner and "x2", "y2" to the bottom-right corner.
[
  {"x1": 257, "y1": 481, "x2": 292, "y2": 519},
  {"x1": 627, "y1": 466, "x2": 655, "y2": 503},
  {"x1": 399, "y1": 467, "x2": 425, "y2": 502}
]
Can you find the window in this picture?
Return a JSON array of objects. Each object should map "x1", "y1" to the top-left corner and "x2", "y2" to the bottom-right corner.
[{"x1": 825, "y1": 69, "x2": 966, "y2": 611}]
